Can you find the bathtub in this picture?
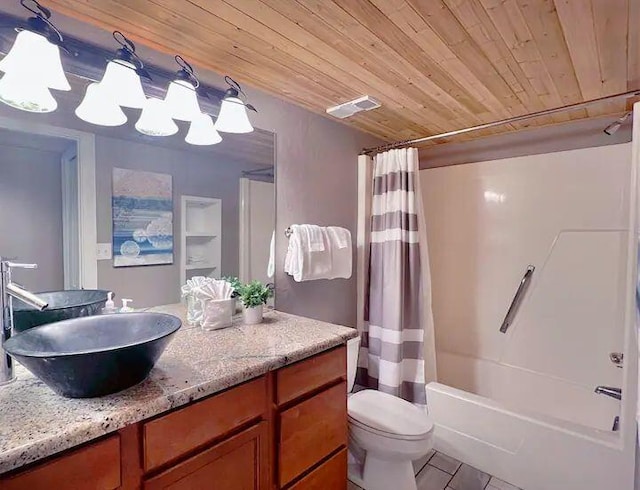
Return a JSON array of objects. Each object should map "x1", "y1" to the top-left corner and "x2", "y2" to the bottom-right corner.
[{"x1": 426, "y1": 351, "x2": 633, "y2": 490}]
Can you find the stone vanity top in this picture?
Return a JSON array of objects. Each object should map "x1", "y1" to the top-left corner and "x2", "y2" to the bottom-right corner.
[{"x1": 0, "y1": 305, "x2": 357, "y2": 474}]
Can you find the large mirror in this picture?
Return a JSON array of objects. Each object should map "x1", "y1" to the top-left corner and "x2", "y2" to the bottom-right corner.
[{"x1": 0, "y1": 113, "x2": 276, "y2": 308}]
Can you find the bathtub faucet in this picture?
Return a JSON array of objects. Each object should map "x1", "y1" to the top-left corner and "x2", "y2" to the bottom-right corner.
[{"x1": 594, "y1": 386, "x2": 621, "y2": 400}]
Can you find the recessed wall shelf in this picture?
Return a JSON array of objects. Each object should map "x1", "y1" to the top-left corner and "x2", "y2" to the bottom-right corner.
[{"x1": 180, "y1": 195, "x2": 222, "y2": 286}]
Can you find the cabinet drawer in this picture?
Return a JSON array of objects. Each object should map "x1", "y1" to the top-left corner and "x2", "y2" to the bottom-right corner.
[
  {"x1": 288, "y1": 448, "x2": 347, "y2": 490},
  {"x1": 279, "y1": 382, "x2": 347, "y2": 486},
  {"x1": 143, "y1": 376, "x2": 266, "y2": 471},
  {"x1": 144, "y1": 422, "x2": 268, "y2": 490},
  {"x1": 1, "y1": 436, "x2": 120, "y2": 490},
  {"x1": 277, "y1": 346, "x2": 346, "y2": 405}
]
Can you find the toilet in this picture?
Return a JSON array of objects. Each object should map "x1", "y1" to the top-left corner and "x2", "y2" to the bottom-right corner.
[{"x1": 346, "y1": 336, "x2": 434, "y2": 490}]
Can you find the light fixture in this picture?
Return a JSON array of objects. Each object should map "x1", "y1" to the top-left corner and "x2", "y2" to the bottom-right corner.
[
  {"x1": 185, "y1": 113, "x2": 222, "y2": 145},
  {"x1": 75, "y1": 82, "x2": 127, "y2": 126},
  {"x1": 74, "y1": 31, "x2": 149, "y2": 125},
  {"x1": 163, "y1": 56, "x2": 201, "y2": 121},
  {"x1": 0, "y1": 70, "x2": 57, "y2": 112},
  {"x1": 0, "y1": 0, "x2": 71, "y2": 112},
  {"x1": 95, "y1": 32, "x2": 149, "y2": 109},
  {"x1": 135, "y1": 97, "x2": 178, "y2": 137},
  {"x1": 603, "y1": 112, "x2": 632, "y2": 135},
  {"x1": 214, "y1": 76, "x2": 256, "y2": 133}
]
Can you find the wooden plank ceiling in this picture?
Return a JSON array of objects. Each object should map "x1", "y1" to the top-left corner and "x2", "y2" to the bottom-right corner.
[{"x1": 44, "y1": 0, "x2": 639, "y2": 144}]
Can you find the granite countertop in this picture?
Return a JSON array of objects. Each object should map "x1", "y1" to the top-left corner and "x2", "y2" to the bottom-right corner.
[{"x1": 0, "y1": 305, "x2": 357, "y2": 474}]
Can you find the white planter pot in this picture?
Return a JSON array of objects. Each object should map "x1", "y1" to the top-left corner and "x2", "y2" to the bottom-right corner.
[{"x1": 243, "y1": 304, "x2": 264, "y2": 325}]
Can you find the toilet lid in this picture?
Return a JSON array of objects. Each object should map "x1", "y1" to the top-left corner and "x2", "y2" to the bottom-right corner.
[{"x1": 348, "y1": 390, "x2": 433, "y2": 438}]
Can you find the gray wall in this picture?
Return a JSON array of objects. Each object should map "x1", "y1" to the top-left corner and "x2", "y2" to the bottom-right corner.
[
  {"x1": 256, "y1": 106, "x2": 379, "y2": 327},
  {"x1": 95, "y1": 135, "x2": 260, "y2": 307},
  {"x1": 0, "y1": 142, "x2": 64, "y2": 291}
]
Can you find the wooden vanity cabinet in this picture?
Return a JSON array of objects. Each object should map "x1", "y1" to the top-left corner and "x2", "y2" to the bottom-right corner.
[
  {"x1": 0, "y1": 345, "x2": 348, "y2": 490},
  {"x1": 144, "y1": 422, "x2": 269, "y2": 490}
]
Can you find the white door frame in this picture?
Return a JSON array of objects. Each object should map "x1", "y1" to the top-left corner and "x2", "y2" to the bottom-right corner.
[
  {"x1": 61, "y1": 144, "x2": 80, "y2": 289},
  {"x1": 238, "y1": 178, "x2": 250, "y2": 283},
  {"x1": 620, "y1": 102, "x2": 640, "y2": 480},
  {"x1": 0, "y1": 115, "x2": 97, "y2": 289},
  {"x1": 356, "y1": 154, "x2": 372, "y2": 332}
]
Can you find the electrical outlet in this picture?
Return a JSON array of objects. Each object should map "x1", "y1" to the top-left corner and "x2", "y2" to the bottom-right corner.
[{"x1": 96, "y1": 243, "x2": 112, "y2": 260}]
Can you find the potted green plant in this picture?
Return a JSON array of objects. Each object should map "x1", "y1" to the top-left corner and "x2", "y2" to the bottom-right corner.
[
  {"x1": 223, "y1": 276, "x2": 244, "y2": 313},
  {"x1": 238, "y1": 280, "x2": 272, "y2": 324}
]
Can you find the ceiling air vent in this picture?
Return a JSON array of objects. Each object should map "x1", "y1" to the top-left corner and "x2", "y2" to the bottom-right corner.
[{"x1": 326, "y1": 96, "x2": 381, "y2": 119}]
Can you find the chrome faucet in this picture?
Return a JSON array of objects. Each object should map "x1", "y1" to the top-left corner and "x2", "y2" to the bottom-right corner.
[
  {"x1": 594, "y1": 386, "x2": 622, "y2": 400},
  {"x1": 1, "y1": 258, "x2": 48, "y2": 385}
]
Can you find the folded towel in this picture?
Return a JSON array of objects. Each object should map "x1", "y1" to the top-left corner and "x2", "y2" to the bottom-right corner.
[
  {"x1": 302, "y1": 224, "x2": 325, "y2": 251},
  {"x1": 327, "y1": 226, "x2": 350, "y2": 249},
  {"x1": 284, "y1": 224, "x2": 332, "y2": 281},
  {"x1": 267, "y1": 230, "x2": 275, "y2": 279},
  {"x1": 326, "y1": 226, "x2": 352, "y2": 279}
]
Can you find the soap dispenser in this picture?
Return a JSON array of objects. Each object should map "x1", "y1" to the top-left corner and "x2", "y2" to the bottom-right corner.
[
  {"x1": 120, "y1": 298, "x2": 134, "y2": 313},
  {"x1": 101, "y1": 292, "x2": 118, "y2": 314}
]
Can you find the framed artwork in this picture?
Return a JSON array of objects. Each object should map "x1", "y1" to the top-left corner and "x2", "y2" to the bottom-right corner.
[{"x1": 112, "y1": 168, "x2": 173, "y2": 267}]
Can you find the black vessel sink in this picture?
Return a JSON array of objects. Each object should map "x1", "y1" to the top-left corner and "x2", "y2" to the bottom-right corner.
[
  {"x1": 13, "y1": 290, "x2": 110, "y2": 333},
  {"x1": 4, "y1": 313, "x2": 181, "y2": 398}
]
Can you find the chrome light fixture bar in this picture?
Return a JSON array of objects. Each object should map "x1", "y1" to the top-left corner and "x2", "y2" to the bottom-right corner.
[
  {"x1": 214, "y1": 76, "x2": 256, "y2": 134},
  {"x1": 0, "y1": 0, "x2": 70, "y2": 113}
]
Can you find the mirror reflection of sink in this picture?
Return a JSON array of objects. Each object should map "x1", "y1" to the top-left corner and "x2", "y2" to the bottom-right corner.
[
  {"x1": 12, "y1": 290, "x2": 110, "y2": 333},
  {"x1": 4, "y1": 312, "x2": 181, "y2": 398}
]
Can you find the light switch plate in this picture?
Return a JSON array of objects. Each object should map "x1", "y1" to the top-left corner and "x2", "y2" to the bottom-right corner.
[{"x1": 96, "y1": 243, "x2": 112, "y2": 260}]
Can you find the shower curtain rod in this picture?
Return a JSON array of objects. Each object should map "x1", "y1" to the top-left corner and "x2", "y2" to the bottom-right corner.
[{"x1": 361, "y1": 89, "x2": 640, "y2": 155}]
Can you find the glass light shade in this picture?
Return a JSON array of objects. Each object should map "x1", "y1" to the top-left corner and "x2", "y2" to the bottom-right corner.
[
  {"x1": 75, "y1": 82, "x2": 127, "y2": 126},
  {"x1": 98, "y1": 60, "x2": 146, "y2": 109},
  {"x1": 214, "y1": 97, "x2": 253, "y2": 133},
  {"x1": 135, "y1": 98, "x2": 178, "y2": 136},
  {"x1": 163, "y1": 79, "x2": 200, "y2": 121},
  {"x1": 185, "y1": 113, "x2": 222, "y2": 146},
  {"x1": 0, "y1": 71, "x2": 57, "y2": 112},
  {"x1": 0, "y1": 30, "x2": 70, "y2": 91}
]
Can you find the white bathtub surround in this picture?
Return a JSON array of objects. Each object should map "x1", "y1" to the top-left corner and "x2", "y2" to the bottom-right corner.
[
  {"x1": 420, "y1": 138, "x2": 638, "y2": 490},
  {"x1": 358, "y1": 148, "x2": 435, "y2": 404}
]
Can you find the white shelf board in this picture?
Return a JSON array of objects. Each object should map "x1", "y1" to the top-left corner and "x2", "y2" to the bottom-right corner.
[
  {"x1": 186, "y1": 232, "x2": 218, "y2": 238},
  {"x1": 185, "y1": 263, "x2": 218, "y2": 270}
]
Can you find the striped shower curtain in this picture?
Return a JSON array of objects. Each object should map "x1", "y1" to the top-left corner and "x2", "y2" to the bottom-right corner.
[{"x1": 357, "y1": 148, "x2": 433, "y2": 405}]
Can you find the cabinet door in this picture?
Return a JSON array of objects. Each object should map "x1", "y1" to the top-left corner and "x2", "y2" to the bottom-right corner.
[
  {"x1": 279, "y1": 382, "x2": 347, "y2": 487},
  {"x1": 288, "y1": 448, "x2": 347, "y2": 490},
  {"x1": 144, "y1": 423, "x2": 268, "y2": 490},
  {"x1": 0, "y1": 436, "x2": 120, "y2": 490}
]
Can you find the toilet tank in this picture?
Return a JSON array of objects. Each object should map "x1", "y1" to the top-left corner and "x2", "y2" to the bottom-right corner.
[{"x1": 347, "y1": 335, "x2": 361, "y2": 393}]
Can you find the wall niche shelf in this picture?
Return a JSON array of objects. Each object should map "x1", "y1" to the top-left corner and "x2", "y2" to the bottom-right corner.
[{"x1": 180, "y1": 196, "x2": 222, "y2": 286}]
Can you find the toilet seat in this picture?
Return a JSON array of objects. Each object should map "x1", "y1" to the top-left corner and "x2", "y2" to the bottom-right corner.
[{"x1": 348, "y1": 390, "x2": 433, "y2": 441}]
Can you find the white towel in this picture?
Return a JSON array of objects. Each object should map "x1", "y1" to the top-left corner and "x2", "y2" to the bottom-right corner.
[
  {"x1": 302, "y1": 224, "x2": 325, "y2": 252},
  {"x1": 326, "y1": 226, "x2": 352, "y2": 279},
  {"x1": 267, "y1": 231, "x2": 275, "y2": 279},
  {"x1": 284, "y1": 224, "x2": 332, "y2": 281}
]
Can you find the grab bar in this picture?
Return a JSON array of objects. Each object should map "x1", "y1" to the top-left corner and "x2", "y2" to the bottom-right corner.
[{"x1": 499, "y1": 265, "x2": 535, "y2": 333}]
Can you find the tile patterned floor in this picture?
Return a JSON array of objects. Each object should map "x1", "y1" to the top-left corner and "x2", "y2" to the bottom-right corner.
[{"x1": 348, "y1": 450, "x2": 522, "y2": 490}]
